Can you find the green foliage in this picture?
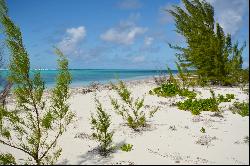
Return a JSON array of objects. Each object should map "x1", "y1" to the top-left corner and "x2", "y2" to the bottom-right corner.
[
  {"x1": 200, "y1": 127, "x2": 206, "y2": 133},
  {"x1": 176, "y1": 62, "x2": 198, "y2": 88},
  {"x1": 110, "y1": 80, "x2": 158, "y2": 131},
  {"x1": 120, "y1": 144, "x2": 133, "y2": 152},
  {"x1": 91, "y1": 97, "x2": 114, "y2": 156},
  {"x1": 230, "y1": 101, "x2": 249, "y2": 117},
  {"x1": 178, "y1": 88, "x2": 197, "y2": 99},
  {"x1": 167, "y1": 0, "x2": 246, "y2": 86},
  {"x1": 0, "y1": 2, "x2": 74, "y2": 164},
  {"x1": 0, "y1": 153, "x2": 16, "y2": 165},
  {"x1": 217, "y1": 93, "x2": 235, "y2": 103},
  {"x1": 177, "y1": 90, "x2": 220, "y2": 115},
  {"x1": 150, "y1": 64, "x2": 197, "y2": 99},
  {"x1": 150, "y1": 83, "x2": 179, "y2": 97},
  {"x1": 149, "y1": 83, "x2": 197, "y2": 99}
]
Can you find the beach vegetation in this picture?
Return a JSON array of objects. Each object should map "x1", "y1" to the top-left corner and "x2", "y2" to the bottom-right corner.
[
  {"x1": 200, "y1": 127, "x2": 206, "y2": 133},
  {"x1": 91, "y1": 97, "x2": 114, "y2": 156},
  {"x1": 149, "y1": 82, "x2": 197, "y2": 99},
  {"x1": 120, "y1": 143, "x2": 133, "y2": 152},
  {"x1": 149, "y1": 63, "x2": 197, "y2": 99},
  {"x1": 0, "y1": 153, "x2": 16, "y2": 165},
  {"x1": 110, "y1": 80, "x2": 158, "y2": 131},
  {"x1": 0, "y1": 1, "x2": 74, "y2": 164},
  {"x1": 230, "y1": 101, "x2": 249, "y2": 117},
  {"x1": 217, "y1": 93, "x2": 235, "y2": 103},
  {"x1": 177, "y1": 90, "x2": 220, "y2": 115},
  {"x1": 167, "y1": 0, "x2": 247, "y2": 86}
]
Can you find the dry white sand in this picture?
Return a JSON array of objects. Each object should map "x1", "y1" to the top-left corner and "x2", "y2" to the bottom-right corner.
[{"x1": 1, "y1": 79, "x2": 249, "y2": 165}]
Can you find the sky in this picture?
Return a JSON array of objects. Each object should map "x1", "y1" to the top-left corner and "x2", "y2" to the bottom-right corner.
[{"x1": 2, "y1": 0, "x2": 249, "y2": 69}]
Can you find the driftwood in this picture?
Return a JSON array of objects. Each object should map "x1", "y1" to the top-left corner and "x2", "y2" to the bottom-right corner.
[{"x1": 0, "y1": 81, "x2": 13, "y2": 107}]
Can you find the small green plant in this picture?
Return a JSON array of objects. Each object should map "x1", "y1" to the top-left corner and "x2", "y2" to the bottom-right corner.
[
  {"x1": 91, "y1": 97, "x2": 114, "y2": 156},
  {"x1": 200, "y1": 127, "x2": 206, "y2": 133},
  {"x1": 110, "y1": 80, "x2": 158, "y2": 131},
  {"x1": 149, "y1": 106, "x2": 159, "y2": 118},
  {"x1": 230, "y1": 101, "x2": 249, "y2": 117},
  {"x1": 120, "y1": 144, "x2": 133, "y2": 152},
  {"x1": 0, "y1": 153, "x2": 16, "y2": 165}
]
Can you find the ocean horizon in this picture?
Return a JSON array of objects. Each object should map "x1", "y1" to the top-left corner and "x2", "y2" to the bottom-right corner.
[{"x1": 0, "y1": 69, "x2": 177, "y2": 89}]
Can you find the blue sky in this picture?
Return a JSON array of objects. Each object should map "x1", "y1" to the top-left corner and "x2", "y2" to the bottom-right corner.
[{"x1": 2, "y1": 0, "x2": 249, "y2": 69}]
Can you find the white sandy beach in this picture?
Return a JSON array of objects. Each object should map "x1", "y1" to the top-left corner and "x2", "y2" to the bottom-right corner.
[{"x1": 2, "y1": 78, "x2": 249, "y2": 165}]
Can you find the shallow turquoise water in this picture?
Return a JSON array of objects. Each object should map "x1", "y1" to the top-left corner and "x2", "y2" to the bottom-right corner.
[{"x1": 0, "y1": 69, "x2": 177, "y2": 88}]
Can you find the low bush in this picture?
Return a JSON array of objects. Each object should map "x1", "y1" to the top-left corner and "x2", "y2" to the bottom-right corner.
[
  {"x1": 91, "y1": 97, "x2": 114, "y2": 156},
  {"x1": 230, "y1": 101, "x2": 249, "y2": 117},
  {"x1": 149, "y1": 83, "x2": 179, "y2": 97},
  {"x1": 149, "y1": 83, "x2": 197, "y2": 99},
  {"x1": 177, "y1": 90, "x2": 219, "y2": 115},
  {"x1": 0, "y1": 153, "x2": 16, "y2": 165},
  {"x1": 217, "y1": 94, "x2": 235, "y2": 102},
  {"x1": 110, "y1": 80, "x2": 159, "y2": 131}
]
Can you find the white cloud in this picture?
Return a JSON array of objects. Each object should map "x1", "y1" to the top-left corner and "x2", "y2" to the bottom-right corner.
[
  {"x1": 159, "y1": 0, "x2": 248, "y2": 36},
  {"x1": 100, "y1": 16, "x2": 147, "y2": 45},
  {"x1": 158, "y1": 3, "x2": 175, "y2": 24},
  {"x1": 144, "y1": 36, "x2": 154, "y2": 46},
  {"x1": 58, "y1": 26, "x2": 86, "y2": 55},
  {"x1": 132, "y1": 55, "x2": 145, "y2": 63},
  {"x1": 207, "y1": 0, "x2": 249, "y2": 36},
  {"x1": 117, "y1": 0, "x2": 142, "y2": 9}
]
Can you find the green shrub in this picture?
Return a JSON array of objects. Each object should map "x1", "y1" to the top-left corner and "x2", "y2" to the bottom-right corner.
[
  {"x1": 177, "y1": 90, "x2": 219, "y2": 115},
  {"x1": 120, "y1": 144, "x2": 133, "y2": 152},
  {"x1": 91, "y1": 97, "x2": 114, "y2": 156},
  {"x1": 179, "y1": 88, "x2": 197, "y2": 99},
  {"x1": 217, "y1": 94, "x2": 235, "y2": 102},
  {"x1": 110, "y1": 80, "x2": 158, "y2": 131},
  {"x1": 149, "y1": 83, "x2": 196, "y2": 99},
  {"x1": 150, "y1": 83, "x2": 179, "y2": 97},
  {"x1": 0, "y1": 3, "x2": 74, "y2": 164},
  {"x1": 0, "y1": 153, "x2": 16, "y2": 165},
  {"x1": 230, "y1": 101, "x2": 249, "y2": 117}
]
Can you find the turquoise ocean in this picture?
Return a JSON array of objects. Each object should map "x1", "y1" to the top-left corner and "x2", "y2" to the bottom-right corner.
[{"x1": 0, "y1": 69, "x2": 177, "y2": 89}]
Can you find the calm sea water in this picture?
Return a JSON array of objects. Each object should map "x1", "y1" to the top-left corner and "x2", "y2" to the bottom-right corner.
[{"x1": 0, "y1": 69, "x2": 177, "y2": 89}]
